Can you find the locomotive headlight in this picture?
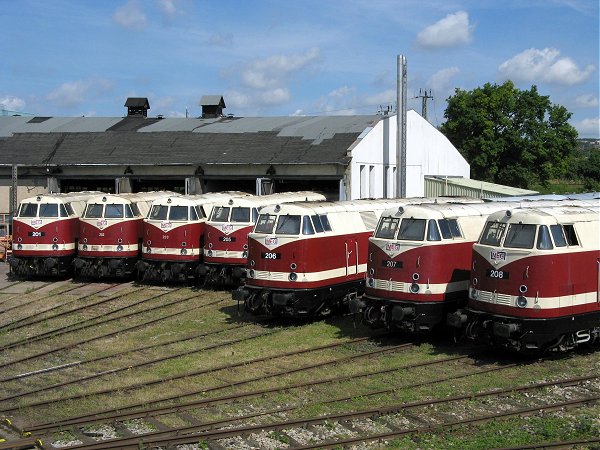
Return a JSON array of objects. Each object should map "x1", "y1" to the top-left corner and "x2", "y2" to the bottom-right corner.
[
  {"x1": 250, "y1": 259, "x2": 255, "y2": 267},
  {"x1": 367, "y1": 277, "x2": 374, "y2": 287},
  {"x1": 412, "y1": 273, "x2": 420, "y2": 281},
  {"x1": 519, "y1": 285, "x2": 528, "y2": 294},
  {"x1": 289, "y1": 272, "x2": 298, "y2": 282},
  {"x1": 208, "y1": 243, "x2": 213, "y2": 249},
  {"x1": 472, "y1": 277, "x2": 478, "y2": 286},
  {"x1": 52, "y1": 237, "x2": 58, "y2": 243},
  {"x1": 243, "y1": 244, "x2": 248, "y2": 250},
  {"x1": 410, "y1": 283, "x2": 420, "y2": 293},
  {"x1": 180, "y1": 248, "x2": 187, "y2": 255},
  {"x1": 17, "y1": 243, "x2": 23, "y2": 250},
  {"x1": 146, "y1": 246, "x2": 151, "y2": 254},
  {"x1": 242, "y1": 251, "x2": 248, "y2": 258},
  {"x1": 516, "y1": 296, "x2": 528, "y2": 308},
  {"x1": 248, "y1": 269, "x2": 255, "y2": 278},
  {"x1": 290, "y1": 263, "x2": 297, "y2": 270},
  {"x1": 82, "y1": 244, "x2": 88, "y2": 251},
  {"x1": 52, "y1": 244, "x2": 59, "y2": 251},
  {"x1": 83, "y1": 238, "x2": 88, "y2": 243},
  {"x1": 369, "y1": 268, "x2": 375, "y2": 276},
  {"x1": 207, "y1": 250, "x2": 213, "y2": 257},
  {"x1": 116, "y1": 244, "x2": 123, "y2": 252},
  {"x1": 470, "y1": 287, "x2": 479, "y2": 300}
]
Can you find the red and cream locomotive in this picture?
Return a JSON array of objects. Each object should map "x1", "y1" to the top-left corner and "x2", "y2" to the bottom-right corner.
[
  {"x1": 73, "y1": 192, "x2": 171, "y2": 278},
  {"x1": 200, "y1": 192, "x2": 326, "y2": 286},
  {"x1": 8, "y1": 192, "x2": 99, "y2": 277},
  {"x1": 352, "y1": 201, "x2": 534, "y2": 332},
  {"x1": 233, "y1": 198, "x2": 435, "y2": 318},
  {"x1": 135, "y1": 191, "x2": 251, "y2": 282},
  {"x1": 447, "y1": 203, "x2": 600, "y2": 352}
]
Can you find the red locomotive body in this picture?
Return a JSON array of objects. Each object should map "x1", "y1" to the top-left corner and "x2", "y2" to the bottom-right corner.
[
  {"x1": 201, "y1": 192, "x2": 325, "y2": 286},
  {"x1": 136, "y1": 192, "x2": 250, "y2": 282},
  {"x1": 355, "y1": 202, "x2": 525, "y2": 332},
  {"x1": 448, "y1": 203, "x2": 600, "y2": 352},
  {"x1": 9, "y1": 192, "x2": 99, "y2": 277},
  {"x1": 74, "y1": 192, "x2": 170, "y2": 278},
  {"x1": 233, "y1": 199, "x2": 428, "y2": 318}
]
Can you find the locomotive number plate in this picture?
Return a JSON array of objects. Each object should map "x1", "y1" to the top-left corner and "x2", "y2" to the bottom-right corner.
[
  {"x1": 28, "y1": 231, "x2": 45, "y2": 237},
  {"x1": 486, "y1": 269, "x2": 509, "y2": 279},
  {"x1": 261, "y1": 252, "x2": 281, "y2": 260},
  {"x1": 381, "y1": 259, "x2": 402, "y2": 269},
  {"x1": 219, "y1": 236, "x2": 236, "y2": 242}
]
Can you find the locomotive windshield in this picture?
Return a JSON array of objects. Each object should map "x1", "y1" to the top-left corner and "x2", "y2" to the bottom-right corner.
[
  {"x1": 105, "y1": 204, "x2": 124, "y2": 219},
  {"x1": 275, "y1": 215, "x2": 301, "y2": 235},
  {"x1": 84, "y1": 204, "x2": 103, "y2": 218},
  {"x1": 375, "y1": 217, "x2": 400, "y2": 239},
  {"x1": 504, "y1": 223, "x2": 536, "y2": 249},
  {"x1": 149, "y1": 205, "x2": 168, "y2": 220},
  {"x1": 479, "y1": 222, "x2": 507, "y2": 246},
  {"x1": 255, "y1": 214, "x2": 276, "y2": 233},
  {"x1": 18, "y1": 203, "x2": 38, "y2": 217},
  {"x1": 231, "y1": 207, "x2": 250, "y2": 223},
  {"x1": 210, "y1": 206, "x2": 230, "y2": 222},
  {"x1": 398, "y1": 218, "x2": 426, "y2": 241},
  {"x1": 39, "y1": 204, "x2": 59, "y2": 218},
  {"x1": 169, "y1": 206, "x2": 188, "y2": 221}
]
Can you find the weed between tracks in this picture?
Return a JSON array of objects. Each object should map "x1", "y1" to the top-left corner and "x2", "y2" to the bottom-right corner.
[{"x1": 0, "y1": 281, "x2": 598, "y2": 449}]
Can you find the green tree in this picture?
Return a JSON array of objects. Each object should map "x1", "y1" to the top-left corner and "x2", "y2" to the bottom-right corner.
[
  {"x1": 576, "y1": 149, "x2": 600, "y2": 190},
  {"x1": 440, "y1": 81, "x2": 578, "y2": 189}
]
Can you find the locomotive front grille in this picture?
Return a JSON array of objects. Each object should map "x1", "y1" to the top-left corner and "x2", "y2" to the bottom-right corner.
[
  {"x1": 495, "y1": 293, "x2": 512, "y2": 305},
  {"x1": 478, "y1": 290, "x2": 493, "y2": 303},
  {"x1": 390, "y1": 281, "x2": 407, "y2": 293},
  {"x1": 255, "y1": 271, "x2": 286, "y2": 281}
]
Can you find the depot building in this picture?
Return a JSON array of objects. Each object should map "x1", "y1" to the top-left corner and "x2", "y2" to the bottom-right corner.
[{"x1": 0, "y1": 96, "x2": 470, "y2": 213}]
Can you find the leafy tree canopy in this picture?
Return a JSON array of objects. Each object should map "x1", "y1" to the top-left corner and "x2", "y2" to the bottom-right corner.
[{"x1": 440, "y1": 81, "x2": 578, "y2": 189}]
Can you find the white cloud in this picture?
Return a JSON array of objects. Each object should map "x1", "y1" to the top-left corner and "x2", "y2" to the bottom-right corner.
[
  {"x1": 575, "y1": 94, "x2": 599, "y2": 108},
  {"x1": 498, "y1": 48, "x2": 595, "y2": 85},
  {"x1": 416, "y1": 11, "x2": 474, "y2": 48},
  {"x1": 113, "y1": 0, "x2": 148, "y2": 30},
  {"x1": 240, "y1": 48, "x2": 320, "y2": 90},
  {"x1": 573, "y1": 117, "x2": 600, "y2": 138},
  {"x1": 427, "y1": 67, "x2": 460, "y2": 93},
  {"x1": 46, "y1": 79, "x2": 113, "y2": 109},
  {"x1": 0, "y1": 95, "x2": 26, "y2": 111},
  {"x1": 157, "y1": 0, "x2": 181, "y2": 25}
]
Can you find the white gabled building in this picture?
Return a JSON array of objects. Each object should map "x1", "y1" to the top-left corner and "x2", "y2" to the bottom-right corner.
[{"x1": 348, "y1": 110, "x2": 470, "y2": 199}]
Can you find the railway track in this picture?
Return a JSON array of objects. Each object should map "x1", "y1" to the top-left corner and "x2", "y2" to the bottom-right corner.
[{"x1": 11, "y1": 373, "x2": 599, "y2": 449}]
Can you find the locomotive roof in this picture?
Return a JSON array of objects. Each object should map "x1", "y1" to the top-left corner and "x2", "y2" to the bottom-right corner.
[
  {"x1": 20, "y1": 191, "x2": 102, "y2": 204},
  {"x1": 258, "y1": 198, "x2": 433, "y2": 215},
  {"x1": 211, "y1": 191, "x2": 326, "y2": 209},
  {"x1": 150, "y1": 191, "x2": 251, "y2": 207},
  {"x1": 85, "y1": 191, "x2": 173, "y2": 204},
  {"x1": 486, "y1": 204, "x2": 600, "y2": 224}
]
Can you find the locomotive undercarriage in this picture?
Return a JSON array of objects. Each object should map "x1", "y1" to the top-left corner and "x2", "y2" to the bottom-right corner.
[
  {"x1": 135, "y1": 260, "x2": 200, "y2": 284},
  {"x1": 8, "y1": 255, "x2": 73, "y2": 278},
  {"x1": 199, "y1": 264, "x2": 245, "y2": 288},
  {"x1": 233, "y1": 280, "x2": 363, "y2": 318},
  {"x1": 448, "y1": 308, "x2": 600, "y2": 353},
  {"x1": 73, "y1": 256, "x2": 137, "y2": 279},
  {"x1": 351, "y1": 295, "x2": 465, "y2": 333}
]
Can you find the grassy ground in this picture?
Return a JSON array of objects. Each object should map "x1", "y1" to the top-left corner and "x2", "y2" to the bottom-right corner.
[{"x1": 0, "y1": 282, "x2": 599, "y2": 449}]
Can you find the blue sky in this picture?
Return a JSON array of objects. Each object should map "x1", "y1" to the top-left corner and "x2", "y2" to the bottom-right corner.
[{"x1": 1, "y1": 0, "x2": 598, "y2": 137}]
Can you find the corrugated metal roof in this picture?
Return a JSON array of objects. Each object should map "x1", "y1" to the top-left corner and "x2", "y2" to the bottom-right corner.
[
  {"x1": 425, "y1": 176, "x2": 537, "y2": 198},
  {"x1": 0, "y1": 115, "x2": 373, "y2": 166}
]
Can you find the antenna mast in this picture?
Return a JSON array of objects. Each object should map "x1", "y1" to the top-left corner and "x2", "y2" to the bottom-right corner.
[{"x1": 417, "y1": 89, "x2": 433, "y2": 121}]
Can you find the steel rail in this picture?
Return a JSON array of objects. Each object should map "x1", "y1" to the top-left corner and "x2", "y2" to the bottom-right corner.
[
  {"x1": 0, "y1": 297, "x2": 225, "y2": 412},
  {"x1": 0, "y1": 287, "x2": 187, "y2": 351},
  {"x1": 0, "y1": 284, "x2": 132, "y2": 331},
  {"x1": 47, "y1": 376, "x2": 600, "y2": 449},
  {"x1": 0, "y1": 323, "x2": 250, "y2": 383},
  {"x1": 24, "y1": 335, "x2": 406, "y2": 429},
  {"x1": 0, "y1": 282, "x2": 91, "y2": 315},
  {"x1": 42, "y1": 372, "x2": 600, "y2": 450},
  {"x1": 0, "y1": 323, "x2": 273, "y2": 403}
]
